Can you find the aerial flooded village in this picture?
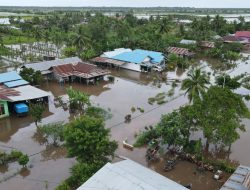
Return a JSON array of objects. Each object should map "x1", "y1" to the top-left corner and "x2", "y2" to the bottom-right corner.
[{"x1": 0, "y1": 2, "x2": 250, "y2": 190}]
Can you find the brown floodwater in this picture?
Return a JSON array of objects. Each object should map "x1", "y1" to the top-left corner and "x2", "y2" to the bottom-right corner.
[{"x1": 0, "y1": 58, "x2": 249, "y2": 190}]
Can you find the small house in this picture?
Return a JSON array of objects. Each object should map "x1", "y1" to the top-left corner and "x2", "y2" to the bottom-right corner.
[
  {"x1": 235, "y1": 31, "x2": 250, "y2": 43},
  {"x1": 167, "y1": 47, "x2": 195, "y2": 58},
  {"x1": 76, "y1": 159, "x2": 188, "y2": 190},
  {"x1": 0, "y1": 71, "x2": 50, "y2": 118}
]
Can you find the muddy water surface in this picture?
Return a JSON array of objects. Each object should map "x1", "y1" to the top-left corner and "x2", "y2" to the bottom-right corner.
[{"x1": 0, "y1": 61, "x2": 249, "y2": 190}]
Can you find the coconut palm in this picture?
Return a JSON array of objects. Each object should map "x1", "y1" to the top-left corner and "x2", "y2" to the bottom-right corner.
[
  {"x1": 181, "y1": 68, "x2": 210, "y2": 103},
  {"x1": 73, "y1": 27, "x2": 91, "y2": 56}
]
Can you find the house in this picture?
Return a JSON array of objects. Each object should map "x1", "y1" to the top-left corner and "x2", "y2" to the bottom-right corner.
[
  {"x1": 200, "y1": 41, "x2": 215, "y2": 49},
  {"x1": 222, "y1": 35, "x2": 242, "y2": 43},
  {"x1": 235, "y1": 31, "x2": 250, "y2": 43},
  {"x1": 77, "y1": 159, "x2": 188, "y2": 190},
  {"x1": 93, "y1": 49, "x2": 165, "y2": 72},
  {"x1": 180, "y1": 39, "x2": 197, "y2": 45},
  {"x1": 22, "y1": 57, "x2": 82, "y2": 77},
  {"x1": 51, "y1": 62, "x2": 110, "y2": 84},
  {"x1": 220, "y1": 165, "x2": 250, "y2": 190},
  {"x1": 167, "y1": 47, "x2": 195, "y2": 58},
  {"x1": 0, "y1": 71, "x2": 50, "y2": 119}
]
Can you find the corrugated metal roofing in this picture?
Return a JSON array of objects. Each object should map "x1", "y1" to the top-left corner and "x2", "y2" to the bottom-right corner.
[
  {"x1": 0, "y1": 85, "x2": 20, "y2": 101},
  {"x1": 77, "y1": 159, "x2": 188, "y2": 190},
  {"x1": 4, "y1": 79, "x2": 29, "y2": 88},
  {"x1": 23, "y1": 57, "x2": 81, "y2": 73},
  {"x1": 167, "y1": 47, "x2": 190, "y2": 55},
  {"x1": 220, "y1": 165, "x2": 250, "y2": 190},
  {"x1": 53, "y1": 62, "x2": 110, "y2": 79},
  {"x1": 111, "y1": 49, "x2": 164, "y2": 64},
  {"x1": 7, "y1": 85, "x2": 50, "y2": 102},
  {"x1": 0, "y1": 71, "x2": 22, "y2": 83}
]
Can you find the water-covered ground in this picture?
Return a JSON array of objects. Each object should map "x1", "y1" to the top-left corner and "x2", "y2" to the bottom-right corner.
[{"x1": 0, "y1": 57, "x2": 249, "y2": 190}]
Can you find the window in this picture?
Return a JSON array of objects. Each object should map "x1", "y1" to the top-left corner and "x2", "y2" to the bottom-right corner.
[{"x1": 0, "y1": 104, "x2": 5, "y2": 115}]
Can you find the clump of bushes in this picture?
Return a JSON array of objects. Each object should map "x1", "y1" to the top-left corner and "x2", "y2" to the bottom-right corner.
[
  {"x1": 134, "y1": 126, "x2": 158, "y2": 147},
  {"x1": 0, "y1": 150, "x2": 29, "y2": 167}
]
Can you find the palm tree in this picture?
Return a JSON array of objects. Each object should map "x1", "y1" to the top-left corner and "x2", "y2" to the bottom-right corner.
[
  {"x1": 73, "y1": 27, "x2": 91, "y2": 56},
  {"x1": 158, "y1": 17, "x2": 171, "y2": 34},
  {"x1": 181, "y1": 68, "x2": 210, "y2": 103}
]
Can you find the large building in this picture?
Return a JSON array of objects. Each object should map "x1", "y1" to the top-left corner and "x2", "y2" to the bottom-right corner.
[
  {"x1": 0, "y1": 71, "x2": 50, "y2": 118},
  {"x1": 77, "y1": 159, "x2": 188, "y2": 190},
  {"x1": 93, "y1": 48, "x2": 165, "y2": 72}
]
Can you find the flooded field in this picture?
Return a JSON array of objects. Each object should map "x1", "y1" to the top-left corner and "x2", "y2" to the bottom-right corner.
[{"x1": 0, "y1": 58, "x2": 249, "y2": 190}]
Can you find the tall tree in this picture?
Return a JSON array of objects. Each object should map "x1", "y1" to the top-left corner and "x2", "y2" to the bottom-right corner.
[
  {"x1": 64, "y1": 116, "x2": 118, "y2": 163},
  {"x1": 181, "y1": 68, "x2": 210, "y2": 103}
]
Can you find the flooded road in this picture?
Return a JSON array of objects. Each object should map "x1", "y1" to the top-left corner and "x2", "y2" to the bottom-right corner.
[{"x1": 0, "y1": 59, "x2": 249, "y2": 190}]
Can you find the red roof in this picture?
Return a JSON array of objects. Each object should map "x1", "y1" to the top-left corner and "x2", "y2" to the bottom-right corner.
[
  {"x1": 0, "y1": 85, "x2": 20, "y2": 101},
  {"x1": 222, "y1": 35, "x2": 241, "y2": 42},
  {"x1": 235, "y1": 31, "x2": 250, "y2": 38},
  {"x1": 52, "y1": 62, "x2": 110, "y2": 79}
]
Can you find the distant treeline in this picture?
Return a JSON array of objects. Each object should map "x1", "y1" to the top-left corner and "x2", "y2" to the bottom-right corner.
[{"x1": 1, "y1": 6, "x2": 250, "y2": 15}]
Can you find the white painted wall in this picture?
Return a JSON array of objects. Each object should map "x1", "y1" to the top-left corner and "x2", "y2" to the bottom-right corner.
[{"x1": 120, "y1": 63, "x2": 141, "y2": 72}]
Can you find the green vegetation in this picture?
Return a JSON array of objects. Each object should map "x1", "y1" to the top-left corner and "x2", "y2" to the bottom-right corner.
[
  {"x1": 18, "y1": 154, "x2": 29, "y2": 168},
  {"x1": 66, "y1": 87, "x2": 90, "y2": 112},
  {"x1": 0, "y1": 150, "x2": 29, "y2": 167},
  {"x1": 29, "y1": 103, "x2": 45, "y2": 127},
  {"x1": 20, "y1": 67, "x2": 43, "y2": 85},
  {"x1": 38, "y1": 122, "x2": 65, "y2": 146}
]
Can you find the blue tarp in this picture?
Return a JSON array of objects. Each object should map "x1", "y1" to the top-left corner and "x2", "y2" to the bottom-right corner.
[
  {"x1": 111, "y1": 49, "x2": 164, "y2": 64},
  {"x1": 4, "y1": 79, "x2": 29, "y2": 88},
  {"x1": 0, "y1": 71, "x2": 22, "y2": 83},
  {"x1": 14, "y1": 103, "x2": 29, "y2": 114}
]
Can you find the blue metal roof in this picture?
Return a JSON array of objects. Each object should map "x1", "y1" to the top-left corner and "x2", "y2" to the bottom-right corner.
[
  {"x1": 0, "y1": 71, "x2": 22, "y2": 83},
  {"x1": 111, "y1": 49, "x2": 164, "y2": 64},
  {"x1": 4, "y1": 79, "x2": 29, "y2": 88}
]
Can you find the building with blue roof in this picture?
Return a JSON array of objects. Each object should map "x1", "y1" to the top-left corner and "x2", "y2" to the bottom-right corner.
[{"x1": 100, "y1": 49, "x2": 165, "y2": 72}]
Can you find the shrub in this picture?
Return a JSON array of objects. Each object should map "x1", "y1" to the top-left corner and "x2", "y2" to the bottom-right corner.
[{"x1": 18, "y1": 154, "x2": 29, "y2": 168}]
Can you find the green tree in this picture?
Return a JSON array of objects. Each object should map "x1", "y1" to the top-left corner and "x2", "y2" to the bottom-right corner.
[
  {"x1": 20, "y1": 68, "x2": 43, "y2": 85},
  {"x1": 66, "y1": 87, "x2": 90, "y2": 111},
  {"x1": 193, "y1": 86, "x2": 249, "y2": 152},
  {"x1": 181, "y1": 68, "x2": 210, "y2": 103},
  {"x1": 18, "y1": 154, "x2": 29, "y2": 168},
  {"x1": 30, "y1": 103, "x2": 45, "y2": 127},
  {"x1": 156, "y1": 111, "x2": 189, "y2": 148},
  {"x1": 64, "y1": 116, "x2": 117, "y2": 163}
]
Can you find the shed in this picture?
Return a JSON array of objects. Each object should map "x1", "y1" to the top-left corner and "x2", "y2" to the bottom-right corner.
[
  {"x1": 77, "y1": 159, "x2": 188, "y2": 190},
  {"x1": 167, "y1": 47, "x2": 195, "y2": 57}
]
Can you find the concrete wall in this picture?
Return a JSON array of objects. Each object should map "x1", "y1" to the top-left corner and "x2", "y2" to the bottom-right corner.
[
  {"x1": 0, "y1": 101, "x2": 9, "y2": 119},
  {"x1": 120, "y1": 63, "x2": 141, "y2": 72}
]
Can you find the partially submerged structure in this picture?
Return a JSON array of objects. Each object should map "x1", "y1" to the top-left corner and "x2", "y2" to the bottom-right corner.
[
  {"x1": 223, "y1": 31, "x2": 250, "y2": 44},
  {"x1": 167, "y1": 47, "x2": 195, "y2": 58},
  {"x1": 52, "y1": 62, "x2": 110, "y2": 84},
  {"x1": 22, "y1": 57, "x2": 82, "y2": 76},
  {"x1": 0, "y1": 71, "x2": 50, "y2": 118},
  {"x1": 220, "y1": 165, "x2": 250, "y2": 190},
  {"x1": 93, "y1": 48, "x2": 165, "y2": 72},
  {"x1": 77, "y1": 159, "x2": 188, "y2": 190},
  {"x1": 200, "y1": 41, "x2": 215, "y2": 49},
  {"x1": 22, "y1": 57, "x2": 109, "y2": 84}
]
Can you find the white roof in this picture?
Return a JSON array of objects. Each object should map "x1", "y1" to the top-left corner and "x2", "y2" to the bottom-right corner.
[
  {"x1": 23, "y1": 57, "x2": 81, "y2": 73},
  {"x1": 180, "y1": 39, "x2": 197, "y2": 45},
  {"x1": 101, "y1": 48, "x2": 132, "y2": 58},
  {"x1": 7, "y1": 85, "x2": 50, "y2": 102},
  {"x1": 77, "y1": 159, "x2": 188, "y2": 190}
]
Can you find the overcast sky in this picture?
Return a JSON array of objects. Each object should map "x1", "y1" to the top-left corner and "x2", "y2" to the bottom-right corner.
[{"x1": 1, "y1": 0, "x2": 250, "y2": 8}]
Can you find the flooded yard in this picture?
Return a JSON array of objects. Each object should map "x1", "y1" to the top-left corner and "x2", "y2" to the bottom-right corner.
[{"x1": 0, "y1": 58, "x2": 249, "y2": 190}]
